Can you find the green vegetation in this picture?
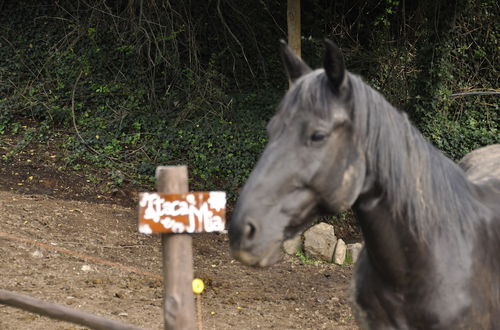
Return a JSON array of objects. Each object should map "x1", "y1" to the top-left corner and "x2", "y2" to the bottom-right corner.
[
  {"x1": 295, "y1": 249, "x2": 325, "y2": 266},
  {"x1": 344, "y1": 250, "x2": 354, "y2": 266},
  {"x1": 0, "y1": 0, "x2": 498, "y2": 204}
]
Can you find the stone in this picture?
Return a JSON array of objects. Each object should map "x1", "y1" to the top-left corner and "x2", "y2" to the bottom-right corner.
[
  {"x1": 31, "y1": 250, "x2": 43, "y2": 258},
  {"x1": 283, "y1": 235, "x2": 302, "y2": 255},
  {"x1": 333, "y1": 239, "x2": 346, "y2": 265},
  {"x1": 81, "y1": 265, "x2": 93, "y2": 272},
  {"x1": 347, "y1": 242, "x2": 363, "y2": 263},
  {"x1": 303, "y1": 223, "x2": 337, "y2": 262}
]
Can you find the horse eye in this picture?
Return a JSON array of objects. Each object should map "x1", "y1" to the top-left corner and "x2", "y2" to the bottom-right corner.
[{"x1": 311, "y1": 131, "x2": 327, "y2": 142}]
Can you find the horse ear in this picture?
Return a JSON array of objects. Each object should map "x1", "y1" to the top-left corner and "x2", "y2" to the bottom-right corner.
[
  {"x1": 324, "y1": 39, "x2": 346, "y2": 91},
  {"x1": 279, "y1": 39, "x2": 311, "y2": 84}
]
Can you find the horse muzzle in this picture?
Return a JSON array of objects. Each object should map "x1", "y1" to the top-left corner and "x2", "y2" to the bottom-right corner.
[
  {"x1": 229, "y1": 214, "x2": 282, "y2": 267},
  {"x1": 230, "y1": 241, "x2": 282, "y2": 267}
]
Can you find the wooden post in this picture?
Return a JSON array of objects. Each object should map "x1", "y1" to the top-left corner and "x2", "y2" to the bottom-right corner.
[
  {"x1": 156, "y1": 166, "x2": 196, "y2": 330},
  {"x1": 139, "y1": 166, "x2": 225, "y2": 328},
  {"x1": 0, "y1": 289, "x2": 143, "y2": 330},
  {"x1": 287, "y1": 0, "x2": 301, "y2": 57}
]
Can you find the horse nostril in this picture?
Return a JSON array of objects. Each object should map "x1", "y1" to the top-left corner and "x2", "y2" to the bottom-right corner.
[{"x1": 243, "y1": 222, "x2": 257, "y2": 241}]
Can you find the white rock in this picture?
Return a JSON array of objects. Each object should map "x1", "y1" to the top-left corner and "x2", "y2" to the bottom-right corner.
[
  {"x1": 81, "y1": 265, "x2": 93, "y2": 272},
  {"x1": 283, "y1": 235, "x2": 302, "y2": 255},
  {"x1": 31, "y1": 250, "x2": 43, "y2": 258},
  {"x1": 303, "y1": 223, "x2": 337, "y2": 262},
  {"x1": 333, "y1": 239, "x2": 347, "y2": 265}
]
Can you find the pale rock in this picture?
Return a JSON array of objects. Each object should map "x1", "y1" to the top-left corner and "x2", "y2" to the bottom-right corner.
[
  {"x1": 333, "y1": 239, "x2": 347, "y2": 265},
  {"x1": 303, "y1": 223, "x2": 337, "y2": 262},
  {"x1": 81, "y1": 265, "x2": 93, "y2": 272},
  {"x1": 283, "y1": 235, "x2": 302, "y2": 255},
  {"x1": 347, "y1": 242, "x2": 363, "y2": 263},
  {"x1": 31, "y1": 250, "x2": 43, "y2": 258}
]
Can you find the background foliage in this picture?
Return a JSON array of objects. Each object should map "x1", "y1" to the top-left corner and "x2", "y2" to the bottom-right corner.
[{"x1": 0, "y1": 0, "x2": 498, "y2": 202}]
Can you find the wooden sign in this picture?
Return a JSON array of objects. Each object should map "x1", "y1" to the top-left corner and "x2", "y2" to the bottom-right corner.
[{"x1": 138, "y1": 191, "x2": 226, "y2": 234}]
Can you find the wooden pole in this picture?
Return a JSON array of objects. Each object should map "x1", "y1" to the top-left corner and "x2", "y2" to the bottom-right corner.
[
  {"x1": 287, "y1": 0, "x2": 301, "y2": 57},
  {"x1": 156, "y1": 166, "x2": 196, "y2": 330},
  {"x1": 0, "y1": 289, "x2": 143, "y2": 330}
]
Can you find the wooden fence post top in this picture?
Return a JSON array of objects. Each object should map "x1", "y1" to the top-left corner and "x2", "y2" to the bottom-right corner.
[{"x1": 156, "y1": 166, "x2": 189, "y2": 194}]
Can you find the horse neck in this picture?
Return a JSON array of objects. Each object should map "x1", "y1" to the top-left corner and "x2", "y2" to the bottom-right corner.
[{"x1": 350, "y1": 76, "x2": 483, "y2": 279}]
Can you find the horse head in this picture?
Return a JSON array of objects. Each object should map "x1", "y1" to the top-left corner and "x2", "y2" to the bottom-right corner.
[{"x1": 229, "y1": 40, "x2": 367, "y2": 267}]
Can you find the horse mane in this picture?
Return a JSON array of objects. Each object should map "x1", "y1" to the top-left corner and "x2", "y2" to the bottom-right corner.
[
  {"x1": 282, "y1": 70, "x2": 488, "y2": 239},
  {"x1": 347, "y1": 73, "x2": 487, "y2": 239}
]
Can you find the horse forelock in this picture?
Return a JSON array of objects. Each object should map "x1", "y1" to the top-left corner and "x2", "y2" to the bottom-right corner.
[{"x1": 273, "y1": 70, "x2": 336, "y2": 128}]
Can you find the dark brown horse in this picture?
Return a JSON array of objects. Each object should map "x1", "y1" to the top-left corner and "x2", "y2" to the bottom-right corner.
[{"x1": 229, "y1": 40, "x2": 500, "y2": 329}]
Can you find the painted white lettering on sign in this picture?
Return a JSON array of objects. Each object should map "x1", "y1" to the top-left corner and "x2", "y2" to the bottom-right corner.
[{"x1": 139, "y1": 192, "x2": 226, "y2": 234}]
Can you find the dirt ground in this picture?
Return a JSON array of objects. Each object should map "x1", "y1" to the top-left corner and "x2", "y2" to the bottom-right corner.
[{"x1": 0, "y1": 132, "x2": 359, "y2": 330}]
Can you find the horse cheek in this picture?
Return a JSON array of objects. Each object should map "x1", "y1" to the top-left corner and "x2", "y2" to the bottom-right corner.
[
  {"x1": 339, "y1": 160, "x2": 365, "y2": 209},
  {"x1": 326, "y1": 147, "x2": 365, "y2": 212},
  {"x1": 342, "y1": 166, "x2": 358, "y2": 204}
]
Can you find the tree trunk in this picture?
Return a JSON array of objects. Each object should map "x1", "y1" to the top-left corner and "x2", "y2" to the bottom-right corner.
[{"x1": 287, "y1": 0, "x2": 301, "y2": 57}]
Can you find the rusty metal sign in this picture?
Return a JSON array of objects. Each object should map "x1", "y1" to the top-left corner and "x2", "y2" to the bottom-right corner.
[{"x1": 138, "y1": 192, "x2": 226, "y2": 234}]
